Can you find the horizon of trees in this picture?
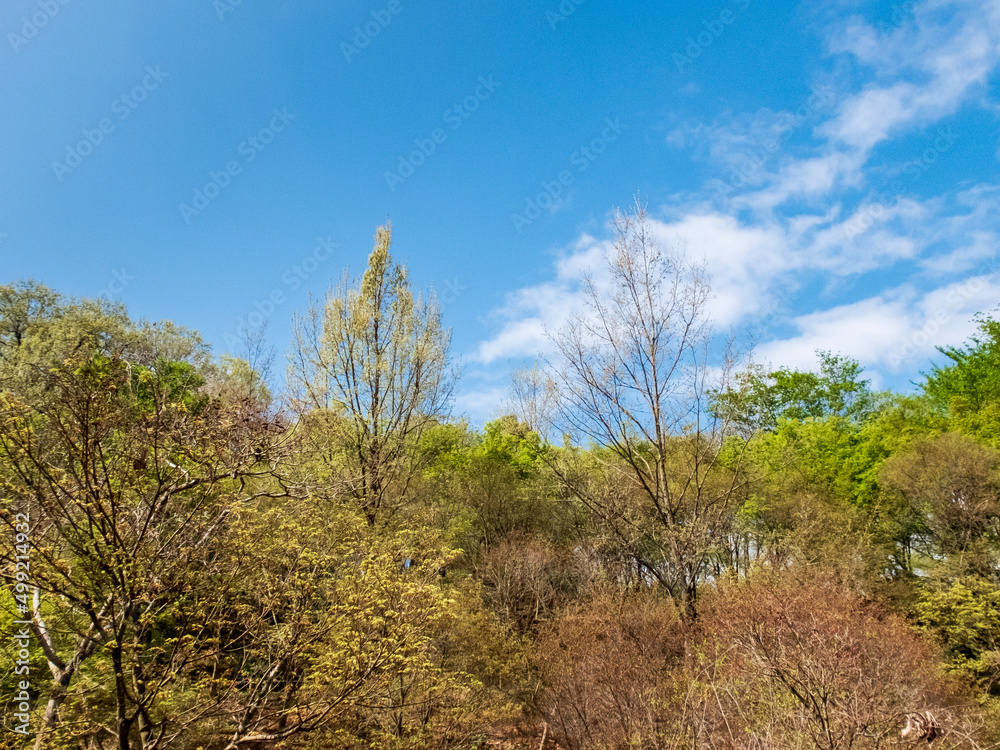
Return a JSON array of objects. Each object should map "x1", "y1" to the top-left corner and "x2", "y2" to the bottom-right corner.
[{"x1": 2, "y1": 208, "x2": 1000, "y2": 749}]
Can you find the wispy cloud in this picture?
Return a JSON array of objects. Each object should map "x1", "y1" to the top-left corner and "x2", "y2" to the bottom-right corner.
[
  {"x1": 471, "y1": 0, "x2": 1000, "y2": 389},
  {"x1": 759, "y1": 271, "x2": 1000, "y2": 375}
]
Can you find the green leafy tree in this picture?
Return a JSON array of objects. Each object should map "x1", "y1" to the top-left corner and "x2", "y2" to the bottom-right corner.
[
  {"x1": 0, "y1": 280, "x2": 60, "y2": 358},
  {"x1": 714, "y1": 351, "x2": 881, "y2": 433},
  {"x1": 923, "y1": 314, "x2": 1000, "y2": 445},
  {"x1": 201, "y1": 501, "x2": 508, "y2": 750},
  {"x1": 917, "y1": 577, "x2": 1000, "y2": 692},
  {"x1": 882, "y1": 432, "x2": 1000, "y2": 579},
  {"x1": 0, "y1": 297, "x2": 287, "y2": 750},
  {"x1": 419, "y1": 417, "x2": 559, "y2": 556},
  {"x1": 289, "y1": 224, "x2": 452, "y2": 526}
]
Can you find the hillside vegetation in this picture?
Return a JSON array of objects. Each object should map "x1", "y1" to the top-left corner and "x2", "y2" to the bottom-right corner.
[{"x1": 4, "y1": 214, "x2": 1000, "y2": 749}]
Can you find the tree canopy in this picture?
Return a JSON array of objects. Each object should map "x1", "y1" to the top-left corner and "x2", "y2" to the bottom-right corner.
[{"x1": 4, "y1": 225, "x2": 1000, "y2": 750}]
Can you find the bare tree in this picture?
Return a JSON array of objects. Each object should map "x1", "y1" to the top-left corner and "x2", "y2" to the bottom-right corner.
[
  {"x1": 534, "y1": 588, "x2": 685, "y2": 750},
  {"x1": 548, "y1": 201, "x2": 751, "y2": 618},
  {"x1": 503, "y1": 362, "x2": 559, "y2": 441},
  {"x1": 694, "y1": 573, "x2": 986, "y2": 750}
]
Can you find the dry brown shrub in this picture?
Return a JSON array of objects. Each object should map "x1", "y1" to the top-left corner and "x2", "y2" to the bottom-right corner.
[
  {"x1": 693, "y1": 572, "x2": 984, "y2": 749},
  {"x1": 478, "y1": 533, "x2": 591, "y2": 632},
  {"x1": 532, "y1": 588, "x2": 687, "y2": 750},
  {"x1": 531, "y1": 574, "x2": 989, "y2": 750}
]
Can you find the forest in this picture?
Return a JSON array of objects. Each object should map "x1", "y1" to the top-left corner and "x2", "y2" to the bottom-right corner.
[{"x1": 3, "y1": 208, "x2": 1000, "y2": 750}]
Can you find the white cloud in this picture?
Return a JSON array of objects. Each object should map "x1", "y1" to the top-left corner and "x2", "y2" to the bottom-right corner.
[
  {"x1": 475, "y1": 173, "x2": 1000, "y2": 365},
  {"x1": 759, "y1": 272, "x2": 1000, "y2": 374},
  {"x1": 822, "y1": 0, "x2": 1000, "y2": 151},
  {"x1": 757, "y1": 291, "x2": 918, "y2": 371},
  {"x1": 919, "y1": 230, "x2": 997, "y2": 274},
  {"x1": 739, "y1": 0, "x2": 1000, "y2": 211},
  {"x1": 744, "y1": 150, "x2": 867, "y2": 211},
  {"x1": 475, "y1": 274, "x2": 594, "y2": 364},
  {"x1": 476, "y1": 316, "x2": 550, "y2": 364},
  {"x1": 475, "y1": 212, "x2": 795, "y2": 364},
  {"x1": 647, "y1": 213, "x2": 794, "y2": 325},
  {"x1": 469, "y1": 0, "x2": 1000, "y2": 396},
  {"x1": 452, "y1": 384, "x2": 510, "y2": 421}
]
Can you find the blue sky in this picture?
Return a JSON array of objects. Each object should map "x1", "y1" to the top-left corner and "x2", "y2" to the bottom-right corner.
[{"x1": 2, "y1": 0, "x2": 999, "y2": 424}]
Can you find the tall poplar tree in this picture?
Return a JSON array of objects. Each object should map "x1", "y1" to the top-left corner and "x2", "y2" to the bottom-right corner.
[{"x1": 289, "y1": 223, "x2": 452, "y2": 525}]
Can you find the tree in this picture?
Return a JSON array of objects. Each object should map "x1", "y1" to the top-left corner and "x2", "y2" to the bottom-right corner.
[
  {"x1": 451, "y1": 418, "x2": 549, "y2": 554},
  {"x1": 503, "y1": 363, "x2": 559, "y2": 440},
  {"x1": 917, "y1": 577, "x2": 1000, "y2": 692},
  {"x1": 922, "y1": 313, "x2": 1000, "y2": 445},
  {"x1": 881, "y1": 432, "x2": 1000, "y2": 579},
  {"x1": 695, "y1": 573, "x2": 982, "y2": 750},
  {"x1": 0, "y1": 299, "x2": 288, "y2": 750},
  {"x1": 713, "y1": 350, "x2": 881, "y2": 434},
  {"x1": 547, "y1": 202, "x2": 751, "y2": 618},
  {"x1": 0, "y1": 280, "x2": 59, "y2": 358},
  {"x1": 202, "y1": 502, "x2": 494, "y2": 750},
  {"x1": 924, "y1": 314, "x2": 1000, "y2": 410},
  {"x1": 289, "y1": 223, "x2": 452, "y2": 526},
  {"x1": 534, "y1": 588, "x2": 684, "y2": 750}
]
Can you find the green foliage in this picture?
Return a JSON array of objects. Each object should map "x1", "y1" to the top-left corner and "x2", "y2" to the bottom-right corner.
[
  {"x1": 422, "y1": 417, "x2": 558, "y2": 558},
  {"x1": 0, "y1": 279, "x2": 60, "y2": 354},
  {"x1": 917, "y1": 577, "x2": 1000, "y2": 690},
  {"x1": 289, "y1": 224, "x2": 452, "y2": 526},
  {"x1": 0, "y1": 587, "x2": 46, "y2": 748},
  {"x1": 222, "y1": 502, "x2": 506, "y2": 750},
  {"x1": 882, "y1": 432, "x2": 1000, "y2": 581},
  {"x1": 6, "y1": 264, "x2": 1000, "y2": 748},
  {"x1": 715, "y1": 350, "x2": 881, "y2": 432},
  {"x1": 208, "y1": 353, "x2": 272, "y2": 408},
  {"x1": 478, "y1": 416, "x2": 545, "y2": 479},
  {"x1": 924, "y1": 314, "x2": 1000, "y2": 412},
  {"x1": 130, "y1": 358, "x2": 209, "y2": 414},
  {"x1": 921, "y1": 314, "x2": 1000, "y2": 446},
  {"x1": 419, "y1": 420, "x2": 475, "y2": 478}
]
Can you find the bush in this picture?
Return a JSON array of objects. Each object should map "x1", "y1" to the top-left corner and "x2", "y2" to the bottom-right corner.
[{"x1": 533, "y1": 588, "x2": 686, "y2": 749}]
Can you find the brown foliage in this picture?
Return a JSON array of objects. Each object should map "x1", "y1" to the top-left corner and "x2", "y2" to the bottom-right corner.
[
  {"x1": 533, "y1": 589, "x2": 686, "y2": 750},
  {"x1": 533, "y1": 575, "x2": 986, "y2": 750},
  {"x1": 693, "y1": 573, "x2": 980, "y2": 749},
  {"x1": 478, "y1": 534, "x2": 591, "y2": 633}
]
